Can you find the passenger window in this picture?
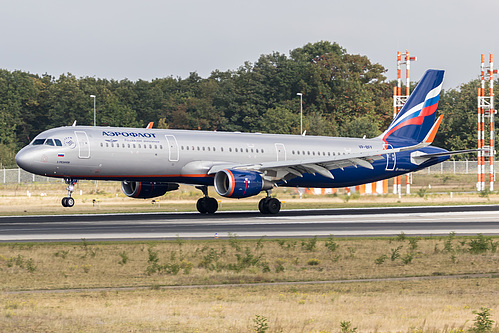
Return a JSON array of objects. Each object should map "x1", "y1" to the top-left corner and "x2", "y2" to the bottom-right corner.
[
  {"x1": 100, "y1": 143, "x2": 103, "y2": 147},
  {"x1": 106, "y1": 143, "x2": 109, "y2": 147},
  {"x1": 262, "y1": 149, "x2": 264, "y2": 153},
  {"x1": 45, "y1": 139, "x2": 55, "y2": 146},
  {"x1": 32, "y1": 139, "x2": 46, "y2": 145},
  {"x1": 235, "y1": 148, "x2": 238, "y2": 152},
  {"x1": 54, "y1": 139, "x2": 62, "y2": 146}
]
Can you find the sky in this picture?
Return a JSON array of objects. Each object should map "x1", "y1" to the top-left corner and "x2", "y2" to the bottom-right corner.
[{"x1": 2, "y1": 0, "x2": 499, "y2": 90}]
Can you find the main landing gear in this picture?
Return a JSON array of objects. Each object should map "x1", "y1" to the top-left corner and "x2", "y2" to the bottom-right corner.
[
  {"x1": 196, "y1": 186, "x2": 218, "y2": 214},
  {"x1": 258, "y1": 190, "x2": 281, "y2": 214},
  {"x1": 61, "y1": 178, "x2": 77, "y2": 207}
]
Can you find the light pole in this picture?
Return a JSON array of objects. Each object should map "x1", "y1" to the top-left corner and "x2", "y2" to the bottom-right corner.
[
  {"x1": 297, "y1": 93, "x2": 303, "y2": 135},
  {"x1": 90, "y1": 95, "x2": 96, "y2": 126}
]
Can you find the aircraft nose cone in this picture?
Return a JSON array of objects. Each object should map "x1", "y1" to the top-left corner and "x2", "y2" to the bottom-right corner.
[{"x1": 15, "y1": 148, "x2": 34, "y2": 171}]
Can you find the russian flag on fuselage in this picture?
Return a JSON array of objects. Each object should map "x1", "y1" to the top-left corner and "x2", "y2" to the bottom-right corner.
[{"x1": 382, "y1": 70, "x2": 444, "y2": 146}]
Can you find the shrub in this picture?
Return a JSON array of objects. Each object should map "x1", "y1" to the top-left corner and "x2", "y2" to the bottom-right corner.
[
  {"x1": 301, "y1": 236, "x2": 318, "y2": 252},
  {"x1": 401, "y1": 253, "x2": 414, "y2": 265},
  {"x1": 391, "y1": 246, "x2": 403, "y2": 261},
  {"x1": 119, "y1": 251, "x2": 129, "y2": 265},
  {"x1": 468, "y1": 234, "x2": 492, "y2": 254},
  {"x1": 375, "y1": 255, "x2": 387, "y2": 265},
  {"x1": 325, "y1": 235, "x2": 339, "y2": 252},
  {"x1": 253, "y1": 315, "x2": 269, "y2": 333},
  {"x1": 307, "y1": 258, "x2": 320, "y2": 266},
  {"x1": 469, "y1": 307, "x2": 494, "y2": 332}
]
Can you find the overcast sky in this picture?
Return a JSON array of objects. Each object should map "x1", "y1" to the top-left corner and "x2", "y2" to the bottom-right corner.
[{"x1": 2, "y1": 0, "x2": 499, "y2": 89}]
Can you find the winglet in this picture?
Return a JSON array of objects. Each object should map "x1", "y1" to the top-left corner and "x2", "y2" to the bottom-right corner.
[
  {"x1": 146, "y1": 122, "x2": 154, "y2": 129},
  {"x1": 423, "y1": 114, "x2": 443, "y2": 144}
]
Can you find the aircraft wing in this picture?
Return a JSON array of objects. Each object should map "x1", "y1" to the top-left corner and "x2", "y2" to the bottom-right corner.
[{"x1": 207, "y1": 143, "x2": 429, "y2": 181}]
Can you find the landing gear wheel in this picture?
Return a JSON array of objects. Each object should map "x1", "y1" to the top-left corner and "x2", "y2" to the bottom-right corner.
[
  {"x1": 197, "y1": 197, "x2": 218, "y2": 214},
  {"x1": 61, "y1": 178, "x2": 77, "y2": 208},
  {"x1": 266, "y1": 198, "x2": 281, "y2": 214},
  {"x1": 258, "y1": 197, "x2": 281, "y2": 214},
  {"x1": 196, "y1": 197, "x2": 207, "y2": 214},
  {"x1": 205, "y1": 197, "x2": 218, "y2": 214},
  {"x1": 258, "y1": 198, "x2": 270, "y2": 214},
  {"x1": 66, "y1": 197, "x2": 75, "y2": 207},
  {"x1": 195, "y1": 186, "x2": 218, "y2": 214},
  {"x1": 62, "y1": 197, "x2": 75, "y2": 208}
]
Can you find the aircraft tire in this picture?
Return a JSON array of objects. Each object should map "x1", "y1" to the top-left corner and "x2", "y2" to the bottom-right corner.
[
  {"x1": 266, "y1": 198, "x2": 281, "y2": 214},
  {"x1": 258, "y1": 198, "x2": 270, "y2": 214},
  {"x1": 196, "y1": 197, "x2": 207, "y2": 214},
  {"x1": 66, "y1": 197, "x2": 75, "y2": 207},
  {"x1": 205, "y1": 197, "x2": 218, "y2": 214},
  {"x1": 61, "y1": 197, "x2": 68, "y2": 207}
]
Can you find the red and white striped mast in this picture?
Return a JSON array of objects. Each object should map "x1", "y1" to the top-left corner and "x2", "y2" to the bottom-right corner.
[
  {"x1": 477, "y1": 53, "x2": 497, "y2": 191},
  {"x1": 393, "y1": 50, "x2": 416, "y2": 195}
]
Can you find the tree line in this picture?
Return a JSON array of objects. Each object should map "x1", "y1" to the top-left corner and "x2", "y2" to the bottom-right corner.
[{"x1": 0, "y1": 41, "x2": 488, "y2": 167}]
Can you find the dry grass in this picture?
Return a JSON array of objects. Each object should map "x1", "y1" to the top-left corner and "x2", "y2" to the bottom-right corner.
[
  {"x1": 1, "y1": 278, "x2": 498, "y2": 332},
  {"x1": 0, "y1": 236, "x2": 498, "y2": 332},
  {"x1": 0, "y1": 236, "x2": 497, "y2": 291}
]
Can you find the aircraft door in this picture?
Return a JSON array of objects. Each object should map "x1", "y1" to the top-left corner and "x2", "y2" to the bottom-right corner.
[
  {"x1": 74, "y1": 131, "x2": 90, "y2": 159},
  {"x1": 275, "y1": 143, "x2": 286, "y2": 161},
  {"x1": 384, "y1": 144, "x2": 396, "y2": 171},
  {"x1": 165, "y1": 135, "x2": 179, "y2": 162}
]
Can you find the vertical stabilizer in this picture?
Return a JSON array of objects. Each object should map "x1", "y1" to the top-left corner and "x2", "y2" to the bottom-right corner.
[{"x1": 381, "y1": 69, "x2": 444, "y2": 145}]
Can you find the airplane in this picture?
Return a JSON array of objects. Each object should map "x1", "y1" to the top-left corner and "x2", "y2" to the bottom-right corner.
[{"x1": 15, "y1": 69, "x2": 474, "y2": 214}]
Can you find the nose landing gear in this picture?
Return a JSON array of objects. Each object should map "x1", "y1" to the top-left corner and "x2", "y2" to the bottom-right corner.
[{"x1": 62, "y1": 178, "x2": 77, "y2": 207}]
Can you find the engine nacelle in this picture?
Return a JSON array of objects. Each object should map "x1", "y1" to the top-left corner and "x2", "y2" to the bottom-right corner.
[
  {"x1": 121, "y1": 181, "x2": 179, "y2": 199},
  {"x1": 214, "y1": 169, "x2": 269, "y2": 198}
]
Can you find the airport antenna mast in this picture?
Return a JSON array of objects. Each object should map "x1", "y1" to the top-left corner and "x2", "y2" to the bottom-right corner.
[
  {"x1": 477, "y1": 54, "x2": 497, "y2": 191},
  {"x1": 393, "y1": 51, "x2": 417, "y2": 195}
]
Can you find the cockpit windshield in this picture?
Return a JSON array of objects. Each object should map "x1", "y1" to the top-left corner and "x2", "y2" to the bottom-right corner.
[
  {"x1": 31, "y1": 138, "x2": 63, "y2": 146},
  {"x1": 32, "y1": 139, "x2": 46, "y2": 145}
]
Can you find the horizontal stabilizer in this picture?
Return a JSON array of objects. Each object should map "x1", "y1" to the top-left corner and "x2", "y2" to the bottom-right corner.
[{"x1": 413, "y1": 149, "x2": 480, "y2": 161}]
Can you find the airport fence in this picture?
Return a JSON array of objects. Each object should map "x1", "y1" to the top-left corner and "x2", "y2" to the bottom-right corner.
[{"x1": 0, "y1": 160, "x2": 488, "y2": 184}]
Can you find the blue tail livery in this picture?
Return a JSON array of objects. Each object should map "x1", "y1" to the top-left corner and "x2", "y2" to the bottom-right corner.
[{"x1": 381, "y1": 69, "x2": 444, "y2": 146}]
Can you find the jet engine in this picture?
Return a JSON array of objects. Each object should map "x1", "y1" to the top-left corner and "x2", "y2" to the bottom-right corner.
[
  {"x1": 121, "y1": 181, "x2": 179, "y2": 199},
  {"x1": 214, "y1": 169, "x2": 271, "y2": 198}
]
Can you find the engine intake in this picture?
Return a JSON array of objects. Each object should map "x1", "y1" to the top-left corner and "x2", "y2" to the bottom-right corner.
[
  {"x1": 214, "y1": 169, "x2": 270, "y2": 198},
  {"x1": 121, "y1": 181, "x2": 179, "y2": 199}
]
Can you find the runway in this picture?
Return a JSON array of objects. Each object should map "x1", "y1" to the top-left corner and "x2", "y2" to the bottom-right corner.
[{"x1": 1, "y1": 205, "x2": 499, "y2": 242}]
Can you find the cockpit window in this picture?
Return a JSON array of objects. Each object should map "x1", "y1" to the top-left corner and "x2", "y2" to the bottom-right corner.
[
  {"x1": 54, "y1": 139, "x2": 62, "y2": 146},
  {"x1": 45, "y1": 139, "x2": 55, "y2": 146},
  {"x1": 32, "y1": 139, "x2": 46, "y2": 145}
]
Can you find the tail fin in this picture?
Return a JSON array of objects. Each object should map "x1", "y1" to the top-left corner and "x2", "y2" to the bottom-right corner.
[{"x1": 381, "y1": 69, "x2": 444, "y2": 146}]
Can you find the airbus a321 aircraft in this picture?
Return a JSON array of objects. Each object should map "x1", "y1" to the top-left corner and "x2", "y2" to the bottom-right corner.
[{"x1": 15, "y1": 70, "x2": 471, "y2": 214}]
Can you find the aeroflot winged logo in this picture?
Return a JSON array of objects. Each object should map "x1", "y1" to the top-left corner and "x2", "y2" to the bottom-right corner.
[
  {"x1": 382, "y1": 69, "x2": 444, "y2": 145},
  {"x1": 102, "y1": 131, "x2": 156, "y2": 138}
]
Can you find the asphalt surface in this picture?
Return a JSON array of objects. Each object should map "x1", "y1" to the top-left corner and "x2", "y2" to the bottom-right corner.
[{"x1": 1, "y1": 205, "x2": 499, "y2": 242}]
